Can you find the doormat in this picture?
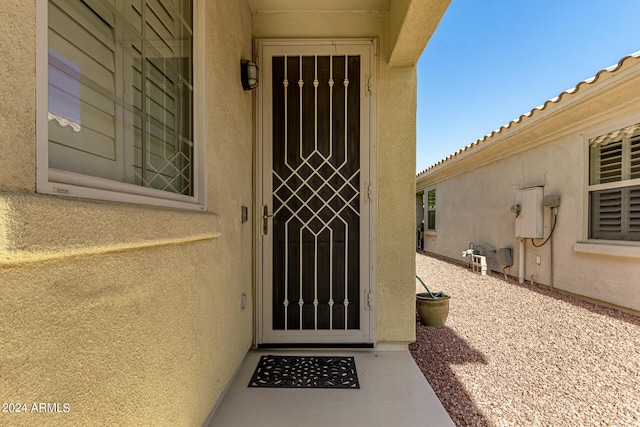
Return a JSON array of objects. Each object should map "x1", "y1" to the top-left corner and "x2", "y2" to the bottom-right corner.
[{"x1": 248, "y1": 355, "x2": 360, "y2": 389}]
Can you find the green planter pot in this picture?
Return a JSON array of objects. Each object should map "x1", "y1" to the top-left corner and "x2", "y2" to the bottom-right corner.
[{"x1": 416, "y1": 293, "x2": 450, "y2": 327}]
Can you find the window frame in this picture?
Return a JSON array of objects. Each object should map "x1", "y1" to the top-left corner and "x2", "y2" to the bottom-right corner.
[
  {"x1": 36, "y1": 0, "x2": 206, "y2": 211},
  {"x1": 586, "y1": 121, "x2": 640, "y2": 243},
  {"x1": 425, "y1": 187, "x2": 436, "y2": 232}
]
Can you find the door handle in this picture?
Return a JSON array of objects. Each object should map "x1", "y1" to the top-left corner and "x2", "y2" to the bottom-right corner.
[{"x1": 263, "y1": 205, "x2": 274, "y2": 235}]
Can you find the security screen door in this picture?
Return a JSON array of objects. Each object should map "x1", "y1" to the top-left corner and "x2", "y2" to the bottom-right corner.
[{"x1": 259, "y1": 40, "x2": 375, "y2": 345}]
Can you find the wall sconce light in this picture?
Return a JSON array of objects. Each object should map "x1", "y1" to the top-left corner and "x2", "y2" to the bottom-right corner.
[{"x1": 241, "y1": 60, "x2": 259, "y2": 90}]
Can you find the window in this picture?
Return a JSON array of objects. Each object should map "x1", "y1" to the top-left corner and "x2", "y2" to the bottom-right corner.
[
  {"x1": 426, "y1": 188, "x2": 436, "y2": 231},
  {"x1": 38, "y1": 0, "x2": 204, "y2": 209},
  {"x1": 588, "y1": 123, "x2": 640, "y2": 241}
]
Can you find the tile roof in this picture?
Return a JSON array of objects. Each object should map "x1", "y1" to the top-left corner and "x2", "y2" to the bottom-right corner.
[{"x1": 417, "y1": 50, "x2": 640, "y2": 178}]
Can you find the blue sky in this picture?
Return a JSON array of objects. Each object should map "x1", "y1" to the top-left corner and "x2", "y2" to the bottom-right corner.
[{"x1": 416, "y1": 1, "x2": 640, "y2": 173}]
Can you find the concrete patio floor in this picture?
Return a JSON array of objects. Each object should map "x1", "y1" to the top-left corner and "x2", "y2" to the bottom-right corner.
[{"x1": 206, "y1": 348, "x2": 454, "y2": 427}]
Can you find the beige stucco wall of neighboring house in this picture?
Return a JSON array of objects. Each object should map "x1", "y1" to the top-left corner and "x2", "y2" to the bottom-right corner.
[
  {"x1": 417, "y1": 57, "x2": 640, "y2": 313},
  {"x1": 253, "y1": 10, "x2": 418, "y2": 344},
  {"x1": 0, "y1": 1, "x2": 254, "y2": 425}
]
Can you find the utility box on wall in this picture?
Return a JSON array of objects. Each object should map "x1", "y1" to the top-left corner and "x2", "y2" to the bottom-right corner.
[{"x1": 515, "y1": 187, "x2": 544, "y2": 238}]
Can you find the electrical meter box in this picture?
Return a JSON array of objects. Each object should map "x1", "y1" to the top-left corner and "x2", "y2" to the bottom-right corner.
[{"x1": 515, "y1": 187, "x2": 544, "y2": 238}]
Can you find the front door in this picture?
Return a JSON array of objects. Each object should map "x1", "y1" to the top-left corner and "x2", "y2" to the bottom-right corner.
[{"x1": 258, "y1": 40, "x2": 376, "y2": 345}]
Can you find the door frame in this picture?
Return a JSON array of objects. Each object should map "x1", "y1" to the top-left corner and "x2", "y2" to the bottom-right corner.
[{"x1": 254, "y1": 39, "x2": 378, "y2": 345}]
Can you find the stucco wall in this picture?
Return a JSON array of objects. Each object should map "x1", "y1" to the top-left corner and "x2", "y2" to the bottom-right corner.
[
  {"x1": 376, "y1": 65, "x2": 418, "y2": 343},
  {"x1": 0, "y1": 1, "x2": 36, "y2": 192},
  {"x1": 421, "y1": 135, "x2": 575, "y2": 281},
  {"x1": 253, "y1": 11, "x2": 418, "y2": 344},
  {"x1": 419, "y1": 107, "x2": 640, "y2": 313},
  {"x1": 0, "y1": 1, "x2": 254, "y2": 425}
]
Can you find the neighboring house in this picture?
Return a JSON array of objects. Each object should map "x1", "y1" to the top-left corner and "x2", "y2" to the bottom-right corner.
[
  {"x1": 416, "y1": 51, "x2": 640, "y2": 314},
  {"x1": 0, "y1": 1, "x2": 449, "y2": 425}
]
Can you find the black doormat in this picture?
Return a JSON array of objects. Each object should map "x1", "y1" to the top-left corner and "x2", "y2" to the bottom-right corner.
[{"x1": 248, "y1": 355, "x2": 360, "y2": 389}]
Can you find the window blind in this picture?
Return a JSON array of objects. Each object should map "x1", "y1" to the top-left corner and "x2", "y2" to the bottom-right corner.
[
  {"x1": 47, "y1": 0, "x2": 194, "y2": 195},
  {"x1": 589, "y1": 124, "x2": 640, "y2": 241},
  {"x1": 48, "y1": 0, "x2": 120, "y2": 180}
]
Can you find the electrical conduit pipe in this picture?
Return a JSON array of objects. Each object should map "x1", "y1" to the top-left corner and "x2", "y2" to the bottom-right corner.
[{"x1": 519, "y1": 238, "x2": 525, "y2": 284}]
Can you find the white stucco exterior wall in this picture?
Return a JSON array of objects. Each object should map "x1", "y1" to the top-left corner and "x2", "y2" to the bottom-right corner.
[{"x1": 417, "y1": 57, "x2": 640, "y2": 313}]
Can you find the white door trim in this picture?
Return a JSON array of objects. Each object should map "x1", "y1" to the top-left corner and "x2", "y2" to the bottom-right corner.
[{"x1": 255, "y1": 39, "x2": 377, "y2": 345}]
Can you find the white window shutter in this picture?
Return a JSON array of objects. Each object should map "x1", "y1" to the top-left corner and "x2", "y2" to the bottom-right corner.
[
  {"x1": 589, "y1": 125, "x2": 640, "y2": 241},
  {"x1": 48, "y1": 0, "x2": 121, "y2": 181},
  {"x1": 597, "y1": 141, "x2": 623, "y2": 184},
  {"x1": 47, "y1": 0, "x2": 194, "y2": 196},
  {"x1": 629, "y1": 188, "x2": 640, "y2": 230},
  {"x1": 630, "y1": 135, "x2": 640, "y2": 180}
]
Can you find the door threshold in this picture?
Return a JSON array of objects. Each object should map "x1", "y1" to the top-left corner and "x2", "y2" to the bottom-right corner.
[{"x1": 257, "y1": 343, "x2": 375, "y2": 349}]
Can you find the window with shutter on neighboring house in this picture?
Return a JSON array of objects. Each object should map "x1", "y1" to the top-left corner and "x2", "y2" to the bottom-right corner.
[
  {"x1": 589, "y1": 123, "x2": 640, "y2": 241},
  {"x1": 426, "y1": 188, "x2": 436, "y2": 231},
  {"x1": 39, "y1": 0, "x2": 203, "y2": 209}
]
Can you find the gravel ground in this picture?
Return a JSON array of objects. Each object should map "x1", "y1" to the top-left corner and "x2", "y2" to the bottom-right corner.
[{"x1": 410, "y1": 251, "x2": 640, "y2": 427}]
